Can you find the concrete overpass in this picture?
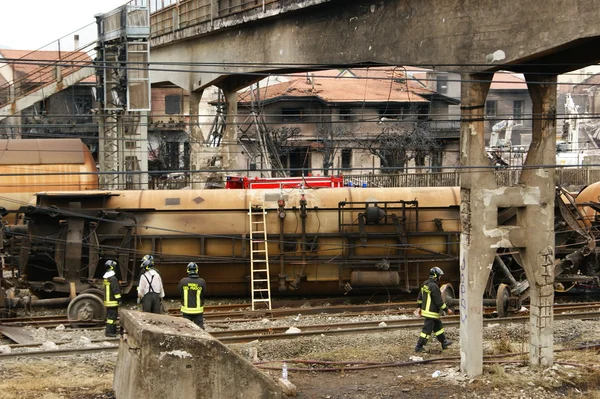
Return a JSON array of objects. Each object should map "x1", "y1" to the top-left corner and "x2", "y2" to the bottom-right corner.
[
  {"x1": 147, "y1": 0, "x2": 600, "y2": 377},
  {"x1": 148, "y1": 0, "x2": 600, "y2": 90}
]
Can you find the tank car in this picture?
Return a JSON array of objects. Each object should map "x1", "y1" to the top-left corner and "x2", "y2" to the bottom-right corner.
[
  {"x1": 1, "y1": 187, "x2": 461, "y2": 296},
  {"x1": 2, "y1": 183, "x2": 600, "y2": 322},
  {"x1": 0, "y1": 138, "x2": 98, "y2": 222}
]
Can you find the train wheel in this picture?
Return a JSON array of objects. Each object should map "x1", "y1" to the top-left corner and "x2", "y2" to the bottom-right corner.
[
  {"x1": 440, "y1": 283, "x2": 455, "y2": 308},
  {"x1": 81, "y1": 288, "x2": 105, "y2": 300},
  {"x1": 496, "y1": 283, "x2": 511, "y2": 318},
  {"x1": 67, "y1": 294, "x2": 106, "y2": 327}
]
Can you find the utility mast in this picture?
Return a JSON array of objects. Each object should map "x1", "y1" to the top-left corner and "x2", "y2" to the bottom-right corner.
[{"x1": 95, "y1": 4, "x2": 151, "y2": 189}]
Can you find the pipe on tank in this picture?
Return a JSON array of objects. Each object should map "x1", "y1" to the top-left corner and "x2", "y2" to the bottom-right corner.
[
  {"x1": 291, "y1": 194, "x2": 308, "y2": 290},
  {"x1": 350, "y1": 271, "x2": 400, "y2": 287},
  {"x1": 277, "y1": 198, "x2": 287, "y2": 291}
]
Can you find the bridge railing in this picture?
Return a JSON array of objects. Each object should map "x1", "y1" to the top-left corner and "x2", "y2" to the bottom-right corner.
[
  {"x1": 144, "y1": 0, "x2": 280, "y2": 37},
  {"x1": 342, "y1": 168, "x2": 600, "y2": 188}
]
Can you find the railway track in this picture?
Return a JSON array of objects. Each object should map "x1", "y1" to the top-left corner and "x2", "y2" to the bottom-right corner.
[
  {"x1": 1, "y1": 307, "x2": 599, "y2": 359},
  {"x1": 2, "y1": 301, "x2": 600, "y2": 329}
]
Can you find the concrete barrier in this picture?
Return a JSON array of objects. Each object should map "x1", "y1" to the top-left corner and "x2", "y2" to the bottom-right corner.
[{"x1": 114, "y1": 309, "x2": 282, "y2": 399}]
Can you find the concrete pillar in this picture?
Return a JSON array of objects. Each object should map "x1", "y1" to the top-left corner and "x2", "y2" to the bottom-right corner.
[
  {"x1": 138, "y1": 111, "x2": 149, "y2": 189},
  {"x1": 222, "y1": 87, "x2": 238, "y2": 171},
  {"x1": 189, "y1": 89, "x2": 204, "y2": 189},
  {"x1": 518, "y1": 74, "x2": 557, "y2": 367},
  {"x1": 459, "y1": 73, "x2": 495, "y2": 377}
]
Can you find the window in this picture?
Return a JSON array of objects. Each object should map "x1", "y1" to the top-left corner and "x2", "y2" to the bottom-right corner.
[
  {"x1": 281, "y1": 108, "x2": 304, "y2": 121},
  {"x1": 74, "y1": 95, "x2": 93, "y2": 114},
  {"x1": 485, "y1": 100, "x2": 497, "y2": 117},
  {"x1": 125, "y1": 141, "x2": 137, "y2": 150},
  {"x1": 436, "y1": 76, "x2": 449, "y2": 94},
  {"x1": 183, "y1": 142, "x2": 190, "y2": 170},
  {"x1": 166, "y1": 142, "x2": 180, "y2": 169},
  {"x1": 339, "y1": 108, "x2": 353, "y2": 121},
  {"x1": 379, "y1": 107, "x2": 404, "y2": 120},
  {"x1": 513, "y1": 100, "x2": 524, "y2": 121},
  {"x1": 341, "y1": 149, "x2": 352, "y2": 170},
  {"x1": 165, "y1": 95, "x2": 181, "y2": 115}
]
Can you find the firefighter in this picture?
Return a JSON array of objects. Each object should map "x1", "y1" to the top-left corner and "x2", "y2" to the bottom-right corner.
[
  {"x1": 137, "y1": 254, "x2": 165, "y2": 314},
  {"x1": 103, "y1": 260, "x2": 122, "y2": 337},
  {"x1": 177, "y1": 262, "x2": 207, "y2": 328},
  {"x1": 415, "y1": 266, "x2": 453, "y2": 352}
]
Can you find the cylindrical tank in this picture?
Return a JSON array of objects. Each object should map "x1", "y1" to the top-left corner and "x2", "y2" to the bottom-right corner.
[
  {"x1": 20, "y1": 187, "x2": 461, "y2": 297},
  {"x1": 574, "y1": 181, "x2": 600, "y2": 227},
  {"x1": 0, "y1": 138, "x2": 98, "y2": 218}
]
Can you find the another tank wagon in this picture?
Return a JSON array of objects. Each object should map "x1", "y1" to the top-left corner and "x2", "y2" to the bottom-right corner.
[{"x1": 0, "y1": 138, "x2": 98, "y2": 222}]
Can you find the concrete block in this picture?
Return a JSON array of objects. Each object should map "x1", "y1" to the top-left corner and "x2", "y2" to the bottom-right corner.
[
  {"x1": 277, "y1": 378, "x2": 297, "y2": 397},
  {"x1": 114, "y1": 310, "x2": 281, "y2": 399}
]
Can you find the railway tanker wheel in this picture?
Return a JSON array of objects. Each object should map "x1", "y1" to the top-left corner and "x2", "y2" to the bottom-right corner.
[
  {"x1": 496, "y1": 283, "x2": 511, "y2": 318},
  {"x1": 81, "y1": 288, "x2": 105, "y2": 300},
  {"x1": 67, "y1": 293, "x2": 106, "y2": 327},
  {"x1": 440, "y1": 283, "x2": 455, "y2": 309}
]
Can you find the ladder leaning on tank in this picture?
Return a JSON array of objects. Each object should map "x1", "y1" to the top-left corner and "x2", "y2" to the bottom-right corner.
[{"x1": 248, "y1": 203, "x2": 272, "y2": 310}]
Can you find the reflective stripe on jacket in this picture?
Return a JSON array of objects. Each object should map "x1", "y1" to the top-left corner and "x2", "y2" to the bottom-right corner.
[
  {"x1": 177, "y1": 276, "x2": 206, "y2": 315},
  {"x1": 417, "y1": 278, "x2": 447, "y2": 319},
  {"x1": 103, "y1": 275, "x2": 121, "y2": 308}
]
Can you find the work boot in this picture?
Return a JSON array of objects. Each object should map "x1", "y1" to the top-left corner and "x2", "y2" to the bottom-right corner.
[
  {"x1": 415, "y1": 336, "x2": 428, "y2": 352},
  {"x1": 441, "y1": 339, "x2": 453, "y2": 349},
  {"x1": 105, "y1": 324, "x2": 117, "y2": 338}
]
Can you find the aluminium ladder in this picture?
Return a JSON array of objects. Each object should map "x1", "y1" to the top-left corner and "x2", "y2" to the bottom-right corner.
[{"x1": 248, "y1": 203, "x2": 272, "y2": 310}]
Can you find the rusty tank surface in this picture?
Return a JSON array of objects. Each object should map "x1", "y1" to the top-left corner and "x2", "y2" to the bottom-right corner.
[
  {"x1": 0, "y1": 138, "x2": 98, "y2": 221},
  {"x1": 2, "y1": 187, "x2": 461, "y2": 298},
  {"x1": 3, "y1": 182, "x2": 600, "y2": 323}
]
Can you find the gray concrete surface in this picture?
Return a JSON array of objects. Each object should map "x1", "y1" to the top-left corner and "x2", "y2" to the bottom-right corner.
[
  {"x1": 114, "y1": 310, "x2": 282, "y2": 399},
  {"x1": 150, "y1": 0, "x2": 600, "y2": 90}
]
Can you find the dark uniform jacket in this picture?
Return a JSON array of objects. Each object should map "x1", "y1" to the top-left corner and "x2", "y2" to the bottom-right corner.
[
  {"x1": 417, "y1": 277, "x2": 447, "y2": 319},
  {"x1": 177, "y1": 275, "x2": 207, "y2": 315},
  {"x1": 103, "y1": 271, "x2": 122, "y2": 308}
]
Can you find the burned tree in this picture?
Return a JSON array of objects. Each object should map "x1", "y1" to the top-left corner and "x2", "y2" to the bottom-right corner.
[
  {"x1": 314, "y1": 124, "x2": 351, "y2": 176},
  {"x1": 359, "y1": 119, "x2": 441, "y2": 173}
]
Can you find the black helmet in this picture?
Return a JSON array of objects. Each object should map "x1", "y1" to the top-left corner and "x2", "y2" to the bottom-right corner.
[
  {"x1": 105, "y1": 260, "x2": 117, "y2": 271},
  {"x1": 141, "y1": 254, "x2": 154, "y2": 270},
  {"x1": 187, "y1": 262, "x2": 199, "y2": 275},
  {"x1": 430, "y1": 267, "x2": 444, "y2": 278}
]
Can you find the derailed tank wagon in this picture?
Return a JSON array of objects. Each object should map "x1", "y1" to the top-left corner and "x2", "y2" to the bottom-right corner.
[
  {"x1": 2, "y1": 182, "x2": 600, "y2": 323},
  {"x1": 2, "y1": 187, "x2": 461, "y2": 297}
]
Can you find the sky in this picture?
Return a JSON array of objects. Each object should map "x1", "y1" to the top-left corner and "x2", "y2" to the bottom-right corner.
[{"x1": 0, "y1": 0, "x2": 129, "y2": 51}]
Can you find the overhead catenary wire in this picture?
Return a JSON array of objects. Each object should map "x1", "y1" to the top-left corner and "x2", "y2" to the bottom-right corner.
[{"x1": 1, "y1": 56, "x2": 597, "y2": 177}]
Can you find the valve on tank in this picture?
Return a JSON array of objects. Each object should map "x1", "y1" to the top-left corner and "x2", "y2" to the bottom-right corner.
[
  {"x1": 363, "y1": 205, "x2": 386, "y2": 225},
  {"x1": 358, "y1": 204, "x2": 386, "y2": 246}
]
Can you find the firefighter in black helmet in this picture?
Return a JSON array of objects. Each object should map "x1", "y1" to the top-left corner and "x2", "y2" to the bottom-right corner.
[
  {"x1": 137, "y1": 254, "x2": 165, "y2": 313},
  {"x1": 103, "y1": 260, "x2": 122, "y2": 337},
  {"x1": 177, "y1": 262, "x2": 207, "y2": 328},
  {"x1": 415, "y1": 266, "x2": 453, "y2": 352}
]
